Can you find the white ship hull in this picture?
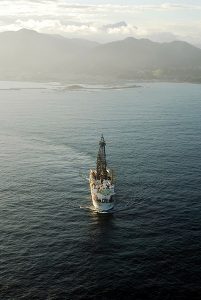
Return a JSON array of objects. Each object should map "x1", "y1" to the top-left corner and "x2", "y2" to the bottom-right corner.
[
  {"x1": 91, "y1": 198, "x2": 114, "y2": 213},
  {"x1": 89, "y1": 169, "x2": 115, "y2": 213}
]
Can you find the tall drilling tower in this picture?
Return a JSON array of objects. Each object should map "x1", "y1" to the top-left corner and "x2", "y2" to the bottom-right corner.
[{"x1": 96, "y1": 135, "x2": 108, "y2": 180}]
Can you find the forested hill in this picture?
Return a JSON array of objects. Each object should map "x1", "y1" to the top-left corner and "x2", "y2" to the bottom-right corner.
[{"x1": 1, "y1": 29, "x2": 201, "y2": 83}]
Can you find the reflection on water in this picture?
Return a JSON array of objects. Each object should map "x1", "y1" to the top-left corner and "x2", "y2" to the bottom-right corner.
[{"x1": 1, "y1": 82, "x2": 201, "y2": 299}]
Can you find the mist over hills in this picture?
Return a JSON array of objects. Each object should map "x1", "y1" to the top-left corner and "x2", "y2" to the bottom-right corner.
[{"x1": 1, "y1": 28, "x2": 201, "y2": 83}]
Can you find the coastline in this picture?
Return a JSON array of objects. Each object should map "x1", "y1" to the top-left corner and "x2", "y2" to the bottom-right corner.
[{"x1": 1, "y1": 79, "x2": 201, "y2": 93}]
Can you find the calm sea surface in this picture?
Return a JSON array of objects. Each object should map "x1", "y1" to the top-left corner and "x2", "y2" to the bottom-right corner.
[{"x1": 0, "y1": 81, "x2": 201, "y2": 299}]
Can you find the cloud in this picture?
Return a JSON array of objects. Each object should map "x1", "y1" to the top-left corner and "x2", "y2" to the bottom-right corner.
[
  {"x1": 10, "y1": 19, "x2": 98, "y2": 35},
  {"x1": 102, "y1": 21, "x2": 128, "y2": 30},
  {"x1": 101, "y1": 22, "x2": 139, "y2": 36},
  {"x1": 148, "y1": 31, "x2": 180, "y2": 43},
  {"x1": 0, "y1": 1, "x2": 201, "y2": 44},
  {"x1": 1, "y1": 1, "x2": 201, "y2": 18}
]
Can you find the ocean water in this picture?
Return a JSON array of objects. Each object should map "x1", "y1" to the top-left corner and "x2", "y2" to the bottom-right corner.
[{"x1": 0, "y1": 81, "x2": 201, "y2": 300}]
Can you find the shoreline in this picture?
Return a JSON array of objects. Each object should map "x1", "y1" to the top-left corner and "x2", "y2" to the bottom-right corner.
[
  {"x1": 0, "y1": 78, "x2": 201, "y2": 85},
  {"x1": 0, "y1": 79, "x2": 201, "y2": 92}
]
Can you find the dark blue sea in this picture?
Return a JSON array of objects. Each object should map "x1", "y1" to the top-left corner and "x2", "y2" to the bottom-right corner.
[{"x1": 0, "y1": 81, "x2": 201, "y2": 300}]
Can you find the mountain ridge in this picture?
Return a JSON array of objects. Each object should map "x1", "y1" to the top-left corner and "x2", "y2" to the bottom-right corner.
[{"x1": 0, "y1": 29, "x2": 201, "y2": 83}]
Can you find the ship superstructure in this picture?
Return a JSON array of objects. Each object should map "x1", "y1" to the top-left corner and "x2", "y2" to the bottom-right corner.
[{"x1": 89, "y1": 135, "x2": 115, "y2": 213}]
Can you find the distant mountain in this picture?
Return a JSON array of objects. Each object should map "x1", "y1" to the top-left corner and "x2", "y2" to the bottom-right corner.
[
  {"x1": 1, "y1": 29, "x2": 201, "y2": 83},
  {"x1": 195, "y1": 44, "x2": 201, "y2": 49},
  {"x1": 0, "y1": 29, "x2": 99, "y2": 81},
  {"x1": 87, "y1": 38, "x2": 201, "y2": 81}
]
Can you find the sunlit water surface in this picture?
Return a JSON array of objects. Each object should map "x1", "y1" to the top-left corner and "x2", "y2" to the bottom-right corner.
[{"x1": 0, "y1": 81, "x2": 201, "y2": 299}]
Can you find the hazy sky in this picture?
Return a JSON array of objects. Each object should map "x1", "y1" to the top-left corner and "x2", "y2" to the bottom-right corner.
[{"x1": 1, "y1": 0, "x2": 201, "y2": 43}]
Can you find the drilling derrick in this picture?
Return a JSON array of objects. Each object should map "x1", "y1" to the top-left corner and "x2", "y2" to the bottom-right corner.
[
  {"x1": 89, "y1": 135, "x2": 115, "y2": 213},
  {"x1": 96, "y1": 135, "x2": 108, "y2": 180}
]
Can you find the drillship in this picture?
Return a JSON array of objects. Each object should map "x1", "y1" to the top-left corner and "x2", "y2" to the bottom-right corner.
[{"x1": 89, "y1": 135, "x2": 115, "y2": 213}]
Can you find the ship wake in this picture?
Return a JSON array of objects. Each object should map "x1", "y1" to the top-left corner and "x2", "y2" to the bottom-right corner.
[{"x1": 80, "y1": 201, "x2": 136, "y2": 214}]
